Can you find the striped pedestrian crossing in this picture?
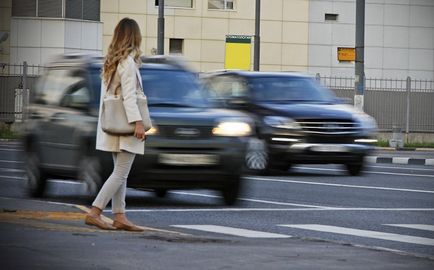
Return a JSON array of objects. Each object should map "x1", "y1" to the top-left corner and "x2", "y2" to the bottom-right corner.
[
  {"x1": 279, "y1": 224, "x2": 434, "y2": 246},
  {"x1": 384, "y1": 224, "x2": 434, "y2": 232},
  {"x1": 171, "y1": 225, "x2": 291, "y2": 238},
  {"x1": 171, "y1": 224, "x2": 434, "y2": 245}
]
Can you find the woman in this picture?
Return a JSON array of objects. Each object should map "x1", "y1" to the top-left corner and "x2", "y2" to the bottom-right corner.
[{"x1": 85, "y1": 18, "x2": 146, "y2": 231}]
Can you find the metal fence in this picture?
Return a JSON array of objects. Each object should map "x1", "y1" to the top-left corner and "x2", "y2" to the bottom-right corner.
[
  {"x1": 0, "y1": 62, "x2": 44, "y2": 123},
  {"x1": 317, "y1": 74, "x2": 434, "y2": 133}
]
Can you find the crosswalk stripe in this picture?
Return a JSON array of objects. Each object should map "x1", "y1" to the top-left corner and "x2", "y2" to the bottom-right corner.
[
  {"x1": 384, "y1": 224, "x2": 434, "y2": 232},
  {"x1": 172, "y1": 225, "x2": 291, "y2": 238},
  {"x1": 279, "y1": 224, "x2": 434, "y2": 246}
]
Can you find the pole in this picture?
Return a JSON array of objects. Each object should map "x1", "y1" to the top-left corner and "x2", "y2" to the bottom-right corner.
[
  {"x1": 22, "y1": 61, "x2": 28, "y2": 121},
  {"x1": 157, "y1": 0, "x2": 165, "y2": 55},
  {"x1": 354, "y1": 0, "x2": 365, "y2": 110},
  {"x1": 405, "y1": 76, "x2": 411, "y2": 137},
  {"x1": 253, "y1": 0, "x2": 261, "y2": 71}
]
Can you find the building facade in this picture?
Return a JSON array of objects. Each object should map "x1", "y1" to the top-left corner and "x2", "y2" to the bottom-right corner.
[{"x1": 1, "y1": 0, "x2": 433, "y2": 80}]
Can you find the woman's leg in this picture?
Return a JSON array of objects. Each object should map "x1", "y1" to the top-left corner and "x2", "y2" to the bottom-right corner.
[{"x1": 91, "y1": 151, "x2": 135, "y2": 214}]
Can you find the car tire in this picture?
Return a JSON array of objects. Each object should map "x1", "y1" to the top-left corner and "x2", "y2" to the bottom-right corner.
[
  {"x1": 346, "y1": 162, "x2": 364, "y2": 176},
  {"x1": 79, "y1": 154, "x2": 105, "y2": 198},
  {"x1": 245, "y1": 138, "x2": 269, "y2": 174},
  {"x1": 25, "y1": 151, "x2": 47, "y2": 197},
  {"x1": 221, "y1": 175, "x2": 242, "y2": 206}
]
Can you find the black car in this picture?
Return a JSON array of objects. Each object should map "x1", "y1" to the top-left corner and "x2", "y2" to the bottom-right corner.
[
  {"x1": 24, "y1": 55, "x2": 253, "y2": 205},
  {"x1": 201, "y1": 71, "x2": 377, "y2": 176}
]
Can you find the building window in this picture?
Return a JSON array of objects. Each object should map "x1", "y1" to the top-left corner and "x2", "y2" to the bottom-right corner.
[
  {"x1": 155, "y1": 0, "x2": 193, "y2": 8},
  {"x1": 12, "y1": 0, "x2": 100, "y2": 21},
  {"x1": 38, "y1": 0, "x2": 62, "y2": 18},
  {"x1": 208, "y1": 0, "x2": 234, "y2": 10},
  {"x1": 169, "y1": 39, "x2": 184, "y2": 55},
  {"x1": 325, "y1": 13, "x2": 338, "y2": 21}
]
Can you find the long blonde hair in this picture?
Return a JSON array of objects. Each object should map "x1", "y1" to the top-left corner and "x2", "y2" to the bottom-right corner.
[{"x1": 102, "y1": 18, "x2": 142, "y2": 84}]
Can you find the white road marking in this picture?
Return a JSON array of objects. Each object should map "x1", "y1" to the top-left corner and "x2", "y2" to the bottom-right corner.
[
  {"x1": 366, "y1": 164, "x2": 434, "y2": 171},
  {"x1": 0, "y1": 148, "x2": 23, "y2": 152},
  {"x1": 279, "y1": 224, "x2": 434, "y2": 246},
  {"x1": 0, "y1": 168, "x2": 24, "y2": 173},
  {"x1": 117, "y1": 208, "x2": 434, "y2": 213},
  {"x1": 426, "y1": 159, "x2": 434, "y2": 166},
  {"x1": 295, "y1": 166, "x2": 434, "y2": 178},
  {"x1": 246, "y1": 176, "x2": 434, "y2": 194},
  {"x1": 171, "y1": 191, "x2": 330, "y2": 209},
  {"x1": 0, "y1": 160, "x2": 24, "y2": 164},
  {"x1": 0, "y1": 175, "x2": 25, "y2": 180},
  {"x1": 384, "y1": 224, "x2": 434, "y2": 232},
  {"x1": 172, "y1": 225, "x2": 291, "y2": 238}
]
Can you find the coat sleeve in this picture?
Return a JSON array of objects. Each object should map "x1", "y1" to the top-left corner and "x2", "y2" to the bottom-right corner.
[{"x1": 118, "y1": 56, "x2": 142, "y2": 124}]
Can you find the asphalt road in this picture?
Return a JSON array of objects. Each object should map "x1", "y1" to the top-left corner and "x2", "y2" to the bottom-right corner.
[{"x1": 1, "y1": 141, "x2": 434, "y2": 269}]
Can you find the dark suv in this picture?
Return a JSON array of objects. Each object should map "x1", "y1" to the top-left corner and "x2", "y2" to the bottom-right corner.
[
  {"x1": 24, "y1": 55, "x2": 253, "y2": 205},
  {"x1": 202, "y1": 71, "x2": 377, "y2": 176}
]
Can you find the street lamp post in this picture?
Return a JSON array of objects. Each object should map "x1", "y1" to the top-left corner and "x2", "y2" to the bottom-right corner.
[
  {"x1": 157, "y1": 0, "x2": 165, "y2": 55},
  {"x1": 354, "y1": 0, "x2": 365, "y2": 110},
  {"x1": 253, "y1": 0, "x2": 261, "y2": 71}
]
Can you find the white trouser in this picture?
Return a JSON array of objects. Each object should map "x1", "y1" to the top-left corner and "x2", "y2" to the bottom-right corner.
[{"x1": 92, "y1": 151, "x2": 136, "y2": 214}]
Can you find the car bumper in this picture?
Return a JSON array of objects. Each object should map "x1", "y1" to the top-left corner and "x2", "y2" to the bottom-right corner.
[
  {"x1": 127, "y1": 137, "x2": 248, "y2": 189},
  {"x1": 269, "y1": 142, "x2": 375, "y2": 164}
]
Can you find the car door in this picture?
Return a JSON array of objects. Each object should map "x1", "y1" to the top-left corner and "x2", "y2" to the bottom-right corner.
[{"x1": 35, "y1": 68, "x2": 88, "y2": 174}]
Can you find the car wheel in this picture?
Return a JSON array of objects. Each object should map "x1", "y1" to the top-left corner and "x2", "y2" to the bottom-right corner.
[
  {"x1": 79, "y1": 155, "x2": 105, "y2": 197},
  {"x1": 221, "y1": 175, "x2": 242, "y2": 206},
  {"x1": 25, "y1": 152, "x2": 47, "y2": 197},
  {"x1": 155, "y1": 189, "x2": 168, "y2": 198},
  {"x1": 346, "y1": 162, "x2": 364, "y2": 176},
  {"x1": 245, "y1": 138, "x2": 268, "y2": 173}
]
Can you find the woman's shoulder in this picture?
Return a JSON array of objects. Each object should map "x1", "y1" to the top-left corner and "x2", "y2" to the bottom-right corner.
[{"x1": 117, "y1": 55, "x2": 136, "y2": 71}]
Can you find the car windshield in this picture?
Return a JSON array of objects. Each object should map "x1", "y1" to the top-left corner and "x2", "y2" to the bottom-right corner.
[
  {"x1": 140, "y1": 70, "x2": 208, "y2": 107},
  {"x1": 249, "y1": 77, "x2": 335, "y2": 103}
]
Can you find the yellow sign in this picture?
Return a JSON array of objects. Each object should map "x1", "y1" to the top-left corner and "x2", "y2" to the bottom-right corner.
[
  {"x1": 337, "y1": 47, "x2": 355, "y2": 62},
  {"x1": 225, "y1": 35, "x2": 252, "y2": 70}
]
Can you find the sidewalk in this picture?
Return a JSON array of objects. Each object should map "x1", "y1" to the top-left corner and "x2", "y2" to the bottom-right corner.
[
  {"x1": 0, "y1": 196, "x2": 433, "y2": 270},
  {"x1": 370, "y1": 148, "x2": 434, "y2": 166}
]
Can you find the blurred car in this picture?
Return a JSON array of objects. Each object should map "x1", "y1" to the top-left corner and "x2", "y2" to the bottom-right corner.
[
  {"x1": 201, "y1": 71, "x2": 377, "y2": 176},
  {"x1": 23, "y1": 55, "x2": 253, "y2": 205}
]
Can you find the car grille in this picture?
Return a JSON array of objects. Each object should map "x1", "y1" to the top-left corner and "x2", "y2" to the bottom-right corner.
[
  {"x1": 158, "y1": 125, "x2": 213, "y2": 139},
  {"x1": 297, "y1": 119, "x2": 360, "y2": 135}
]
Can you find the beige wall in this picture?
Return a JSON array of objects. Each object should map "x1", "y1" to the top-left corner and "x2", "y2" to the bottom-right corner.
[
  {"x1": 0, "y1": 0, "x2": 11, "y2": 64},
  {"x1": 101, "y1": 0, "x2": 309, "y2": 72}
]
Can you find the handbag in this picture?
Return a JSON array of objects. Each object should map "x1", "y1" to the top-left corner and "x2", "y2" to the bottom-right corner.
[{"x1": 101, "y1": 71, "x2": 152, "y2": 135}]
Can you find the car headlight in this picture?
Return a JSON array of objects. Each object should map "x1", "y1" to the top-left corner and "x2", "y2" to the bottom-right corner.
[
  {"x1": 212, "y1": 120, "x2": 252, "y2": 137},
  {"x1": 355, "y1": 114, "x2": 377, "y2": 133},
  {"x1": 145, "y1": 121, "x2": 158, "y2": 135},
  {"x1": 263, "y1": 116, "x2": 301, "y2": 130}
]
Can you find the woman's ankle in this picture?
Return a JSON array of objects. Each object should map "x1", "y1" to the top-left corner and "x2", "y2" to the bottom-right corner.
[{"x1": 88, "y1": 206, "x2": 103, "y2": 217}]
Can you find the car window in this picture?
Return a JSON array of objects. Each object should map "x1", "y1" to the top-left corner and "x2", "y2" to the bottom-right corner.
[
  {"x1": 140, "y1": 69, "x2": 208, "y2": 107},
  {"x1": 248, "y1": 77, "x2": 335, "y2": 103},
  {"x1": 34, "y1": 69, "x2": 84, "y2": 106},
  {"x1": 59, "y1": 83, "x2": 91, "y2": 109},
  {"x1": 206, "y1": 75, "x2": 248, "y2": 99}
]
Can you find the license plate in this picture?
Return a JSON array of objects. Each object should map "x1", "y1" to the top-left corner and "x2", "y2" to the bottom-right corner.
[
  {"x1": 158, "y1": 154, "x2": 219, "y2": 166},
  {"x1": 311, "y1": 144, "x2": 348, "y2": 152}
]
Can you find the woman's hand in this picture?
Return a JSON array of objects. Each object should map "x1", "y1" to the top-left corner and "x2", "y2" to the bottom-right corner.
[{"x1": 134, "y1": 121, "x2": 146, "y2": 141}]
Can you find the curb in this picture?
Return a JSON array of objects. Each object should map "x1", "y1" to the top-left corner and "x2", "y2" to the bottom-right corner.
[{"x1": 367, "y1": 156, "x2": 434, "y2": 166}]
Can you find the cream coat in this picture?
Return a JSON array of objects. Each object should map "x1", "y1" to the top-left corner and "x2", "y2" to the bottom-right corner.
[{"x1": 96, "y1": 55, "x2": 145, "y2": 155}]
